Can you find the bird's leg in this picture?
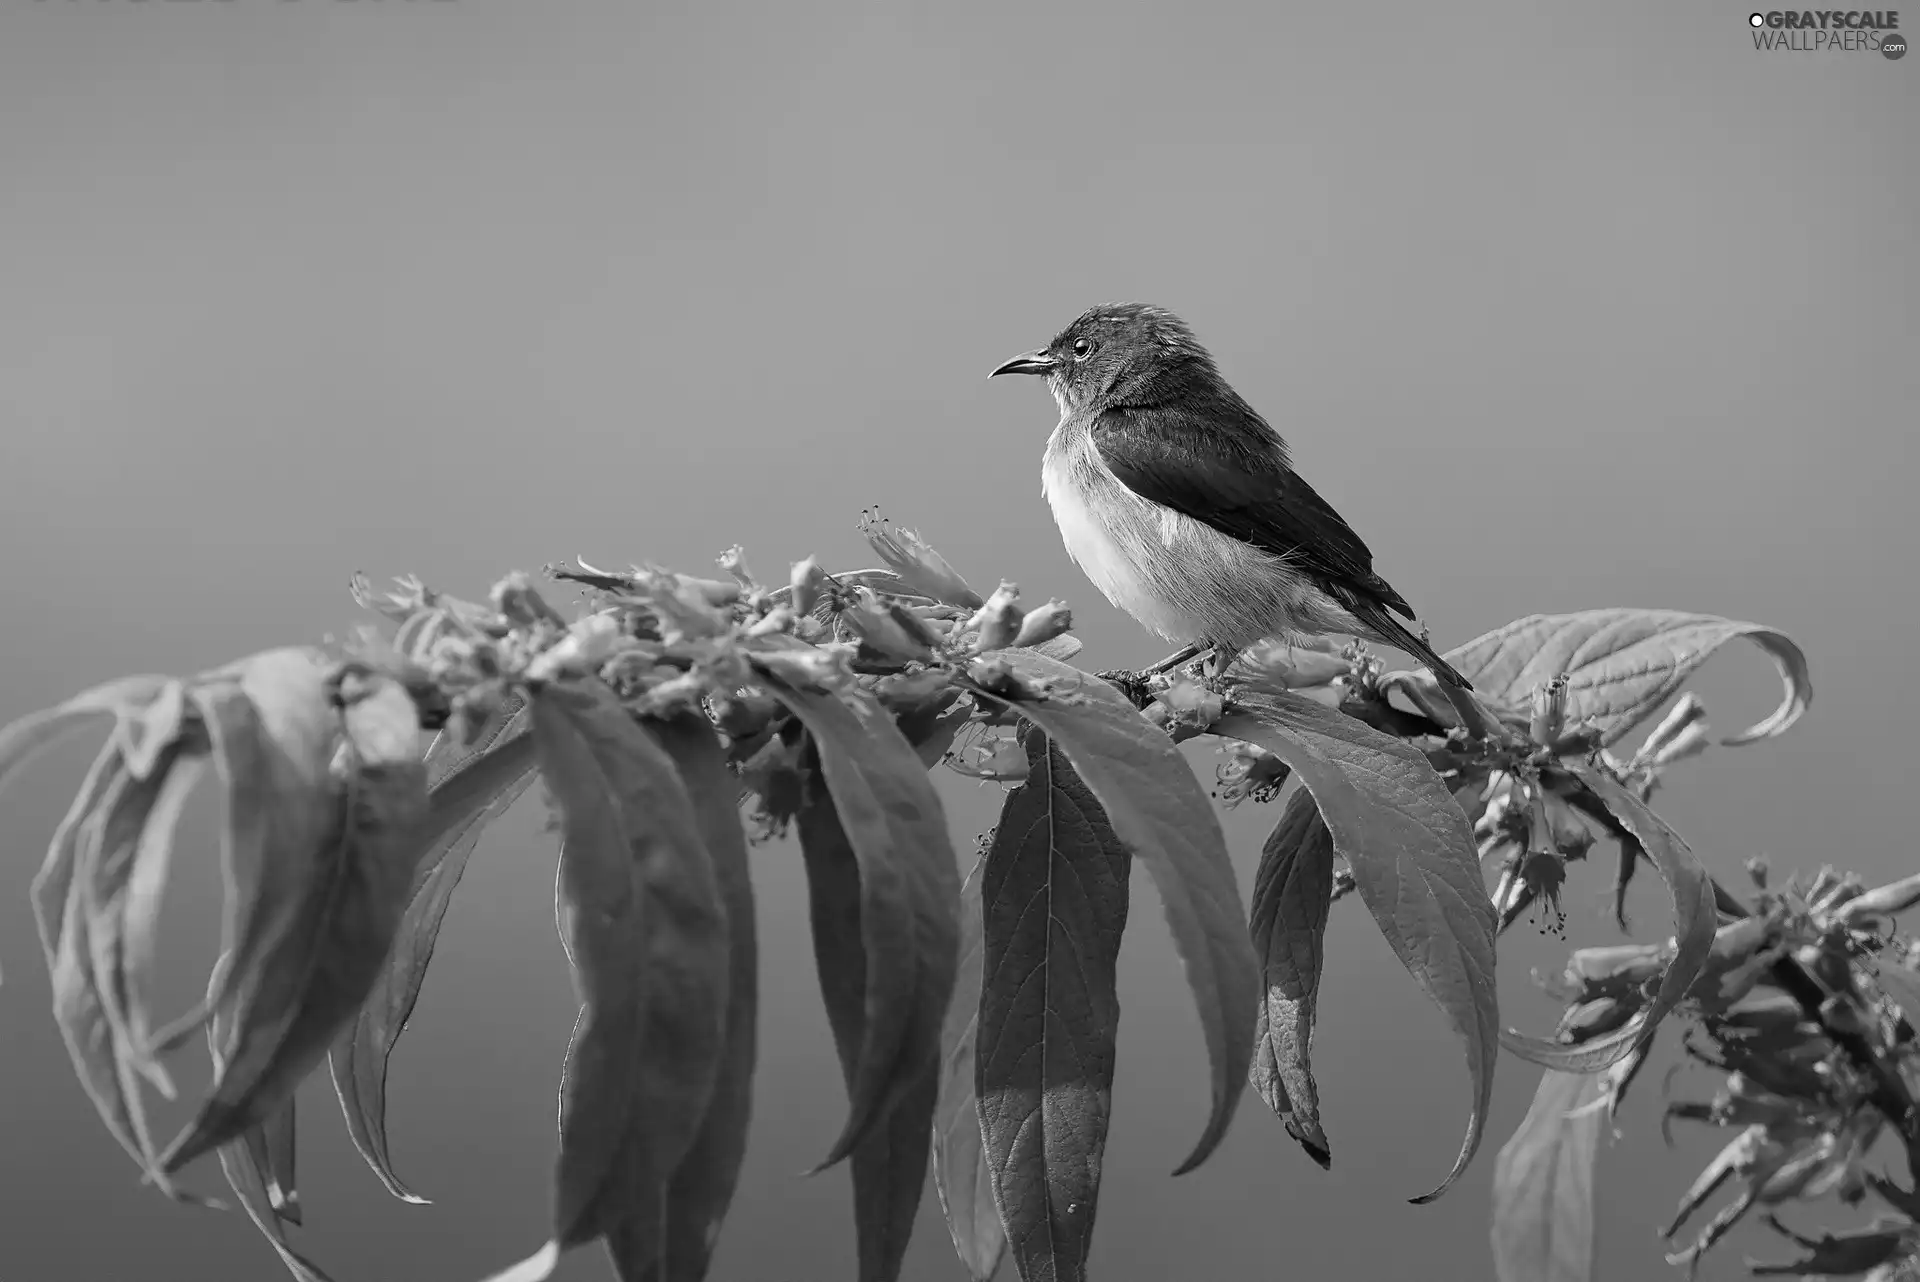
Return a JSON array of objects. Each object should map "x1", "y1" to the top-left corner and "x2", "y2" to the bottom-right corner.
[{"x1": 1141, "y1": 644, "x2": 1202, "y2": 677}]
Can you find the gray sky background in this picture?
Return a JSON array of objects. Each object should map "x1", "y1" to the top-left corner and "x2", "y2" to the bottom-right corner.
[{"x1": 0, "y1": 3, "x2": 1912, "y2": 1280}]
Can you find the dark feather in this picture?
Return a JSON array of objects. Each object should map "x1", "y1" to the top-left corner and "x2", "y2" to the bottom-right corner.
[{"x1": 1092, "y1": 384, "x2": 1472, "y2": 689}]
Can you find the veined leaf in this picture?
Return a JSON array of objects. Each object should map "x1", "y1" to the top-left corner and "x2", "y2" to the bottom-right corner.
[
  {"x1": 933, "y1": 851, "x2": 1004, "y2": 1282},
  {"x1": 1443, "y1": 609, "x2": 1810, "y2": 747},
  {"x1": 160, "y1": 659, "x2": 433, "y2": 1174},
  {"x1": 976, "y1": 729, "x2": 1129, "y2": 1282},
  {"x1": 762, "y1": 675, "x2": 961, "y2": 1170},
  {"x1": 795, "y1": 798, "x2": 941, "y2": 1282},
  {"x1": 1490, "y1": 1069, "x2": 1607, "y2": 1282},
  {"x1": 966, "y1": 651, "x2": 1257, "y2": 1176},
  {"x1": 629, "y1": 711, "x2": 760, "y2": 1282},
  {"x1": 483, "y1": 676, "x2": 729, "y2": 1282},
  {"x1": 330, "y1": 703, "x2": 538, "y2": 1204},
  {"x1": 1214, "y1": 689, "x2": 1496, "y2": 1203},
  {"x1": 1248, "y1": 788, "x2": 1334, "y2": 1168},
  {"x1": 1502, "y1": 768, "x2": 1715, "y2": 1075}
]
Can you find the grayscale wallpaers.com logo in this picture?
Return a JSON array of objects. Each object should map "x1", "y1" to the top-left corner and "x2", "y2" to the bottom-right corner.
[{"x1": 1748, "y1": 10, "x2": 1907, "y2": 56}]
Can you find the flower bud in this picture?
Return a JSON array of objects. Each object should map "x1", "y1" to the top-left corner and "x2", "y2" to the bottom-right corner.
[
  {"x1": 675, "y1": 574, "x2": 743, "y2": 608},
  {"x1": 842, "y1": 588, "x2": 935, "y2": 663},
  {"x1": 1556, "y1": 997, "x2": 1634, "y2": 1045},
  {"x1": 753, "y1": 643, "x2": 854, "y2": 690},
  {"x1": 1563, "y1": 941, "x2": 1672, "y2": 999},
  {"x1": 1647, "y1": 720, "x2": 1712, "y2": 768},
  {"x1": 857, "y1": 508, "x2": 983, "y2": 608},
  {"x1": 1635, "y1": 693, "x2": 1707, "y2": 766},
  {"x1": 490, "y1": 572, "x2": 566, "y2": 628},
  {"x1": 1833, "y1": 872, "x2": 1920, "y2": 927},
  {"x1": 1241, "y1": 640, "x2": 1350, "y2": 690},
  {"x1": 966, "y1": 654, "x2": 1035, "y2": 699},
  {"x1": 789, "y1": 557, "x2": 827, "y2": 617},
  {"x1": 962, "y1": 581, "x2": 1025, "y2": 653},
  {"x1": 524, "y1": 612, "x2": 629, "y2": 684},
  {"x1": 1011, "y1": 600, "x2": 1073, "y2": 649},
  {"x1": 716, "y1": 544, "x2": 756, "y2": 588},
  {"x1": 1151, "y1": 676, "x2": 1224, "y2": 743},
  {"x1": 1376, "y1": 667, "x2": 1464, "y2": 728},
  {"x1": 745, "y1": 605, "x2": 796, "y2": 638},
  {"x1": 1528, "y1": 674, "x2": 1570, "y2": 747}
]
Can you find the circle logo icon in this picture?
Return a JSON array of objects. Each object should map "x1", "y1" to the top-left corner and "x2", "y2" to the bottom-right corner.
[
  {"x1": 1749, "y1": 11, "x2": 1766, "y2": 26},
  {"x1": 1884, "y1": 32, "x2": 1908, "y2": 58}
]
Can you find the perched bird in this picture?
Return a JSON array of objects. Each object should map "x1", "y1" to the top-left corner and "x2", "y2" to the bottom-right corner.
[{"x1": 990, "y1": 302, "x2": 1471, "y2": 688}]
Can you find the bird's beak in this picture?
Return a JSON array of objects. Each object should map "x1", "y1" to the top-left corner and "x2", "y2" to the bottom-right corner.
[{"x1": 988, "y1": 347, "x2": 1055, "y2": 378}]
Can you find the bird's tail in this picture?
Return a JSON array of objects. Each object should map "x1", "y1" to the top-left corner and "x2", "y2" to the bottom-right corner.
[{"x1": 1348, "y1": 602, "x2": 1473, "y2": 690}]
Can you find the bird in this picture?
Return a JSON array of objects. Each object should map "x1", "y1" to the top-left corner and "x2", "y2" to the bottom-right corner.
[{"x1": 989, "y1": 302, "x2": 1471, "y2": 689}]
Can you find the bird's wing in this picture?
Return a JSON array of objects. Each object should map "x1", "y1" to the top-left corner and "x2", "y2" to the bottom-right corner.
[{"x1": 1091, "y1": 399, "x2": 1416, "y2": 620}]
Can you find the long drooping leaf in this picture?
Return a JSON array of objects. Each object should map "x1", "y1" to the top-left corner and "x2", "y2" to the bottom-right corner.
[
  {"x1": 1442, "y1": 609, "x2": 1810, "y2": 746},
  {"x1": 483, "y1": 676, "x2": 729, "y2": 1282},
  {"x1": 330, "y1": 709, "x2": 538, "y2": 1204},
  {"x1": 159, "y1": 659, "x2": 434, "y2": 1175},
  {"x1": 207, "y1": 970, "x2": 334, "y2": 1282},
  {"x1": 761, "y1": 674, "x2": 960, "y2": 1170},
  {"x1": 975, "y1": 729, "x2": 1130, "y2": 1282},
  {"x1": 46, "y1": 741, "x2": 194, "y2": 1193},
  {"x1": 933, "y1": 852, "x2": 1005, "y2": 1282},
  {"x1": 1502, "y1": 768, "x2": 1715, "y2": 1074},
  {"x1": 795, "y1": 797, "x2": 941, "y2": 1282},
  {"x1": 1213, "y1": 689, "x2": 1496, "y2": 1203},
  {"x1": 1490, "y1": 1069, "x2": 1607, "y2": 1282},
  {"x1": 1247, "y1": 788, "x2": 1335, "y2": 1168},
  {"x1": 966, "y1": 651, "x2": 1257, "y2": 1176},
  {"x1": 630, "y1": 712, "x2": 760, "y2": 1282}
]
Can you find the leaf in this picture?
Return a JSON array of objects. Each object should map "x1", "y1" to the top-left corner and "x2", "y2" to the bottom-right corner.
[
  {"x1": 484, "y1": 675, "x2": 729, "y2": 1282},
  {"x1": 795, "y1": 797, "x2": 941, "y2": 1282},
  {"x1": 159, "y1": 657, "x2": 434, "y2": 1175},
  {"x1": 330, "y1": 705, "x2": 538, "y2": 1204},
  {"x1": 967, "y1": 651, "x2": 1257, "y2": 1176},
  {"x1": 1247, "y1": 788, "x2": 1334, "y2": 1168},
  {"x1": 1489, "y1": 1069, "x2": 1607, "y2": 1282},
  {"x1": 973, "y1": 729, "x2": 1130, "y2": 1282},
  {"x1": 933, "y1": 851, "x2": 1005, "y2": 1282},
  {"x1": 1502, "y1": 767, "x2": 1715, "y2": 1075},
  {"x1": 46, "y1": 739, "x2": 197, "y2": 1194},
  {"x1": 1213, "y1": 689, "x2": 1496, "y2": 1203},
  {"x1": 761, "y1": 674, "x2": 961, "y2": 1169},
  {"x1": 631, "y1": 711, "x2": 760, "y2": 1282},
  {"x1": 207, "y1": 972, "x2": 334, "y2": 1282},
  {"x1": 1442, "y1": 609, "x2": 1810, "y2": 747},
  {"x1": 0, "y1": 674, "x2": 175, "y2": 793}
]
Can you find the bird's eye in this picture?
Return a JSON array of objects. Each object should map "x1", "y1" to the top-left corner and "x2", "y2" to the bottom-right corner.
[{"x1": 1071, "y1": 337, "x2": 1094, "y2": 358}]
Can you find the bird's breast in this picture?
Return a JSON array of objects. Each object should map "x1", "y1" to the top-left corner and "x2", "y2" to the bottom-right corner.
[{"x1": 1040, "y1": 417, "x2": 1330, "y2": 651}]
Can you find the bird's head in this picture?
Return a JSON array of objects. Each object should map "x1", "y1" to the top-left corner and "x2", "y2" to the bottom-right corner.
[{"x1": 989, "y1": 302, "x2": 1215, "y2": 415}]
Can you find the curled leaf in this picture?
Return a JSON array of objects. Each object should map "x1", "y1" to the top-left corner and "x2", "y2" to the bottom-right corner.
[
  {"x1": 1214, "y1": 689, "x2": 1496, "y2": 1203},
  {"x1": 159, "y1": 653, "x2": 433, "y2": 1175},
  {"x1": 1247, "y1": 789, "x2": 1335, "y2": 1168},
  {"x1": 1443, "y1": 609, "x2": 1810, "y2": 747},
  {"x1": 329, "y1": 703, "x2": 538, "y2": 1203}
]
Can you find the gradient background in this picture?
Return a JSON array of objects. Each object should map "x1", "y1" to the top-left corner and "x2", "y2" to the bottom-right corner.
[{"x1": 0, "y1": 3, "x2": 1912, "y2": 1280}]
